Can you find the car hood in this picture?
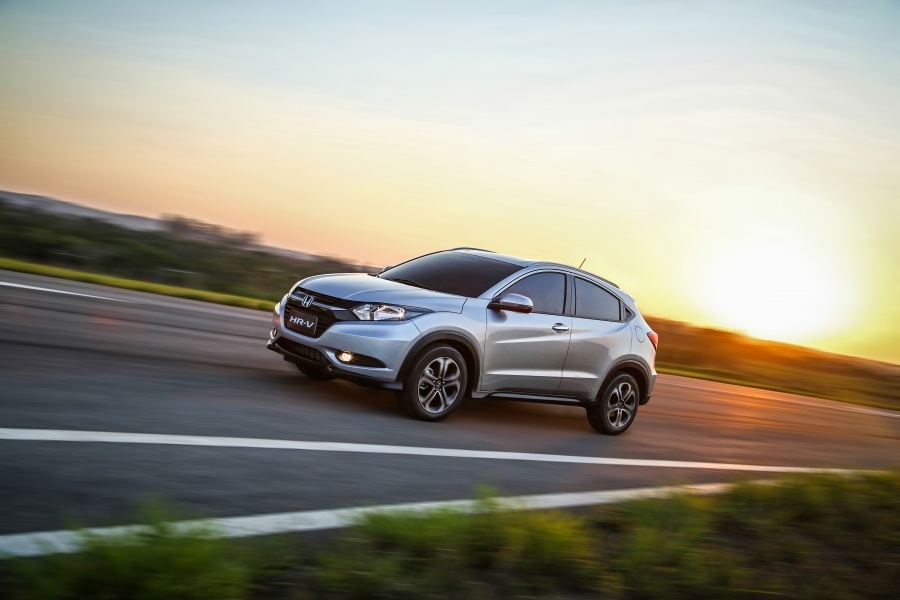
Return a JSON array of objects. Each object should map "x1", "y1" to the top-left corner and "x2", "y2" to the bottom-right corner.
[{"x1": 299, "y1": 273, "x2": 466, "y2": 313}]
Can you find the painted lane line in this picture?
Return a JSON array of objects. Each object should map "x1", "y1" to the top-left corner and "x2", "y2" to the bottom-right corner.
[
  {"x1": 0, "y1": 428, "x2": 858, "y2": 474},
  {"x1": 662, "y1": 379, "x2": 900, "y2": 420},
  {"x1": 0, "y1": 482, "x2": 734, "y2": 558},
  {"x1": 0, "y1": 281, "x2": 136, "y2": 303}
]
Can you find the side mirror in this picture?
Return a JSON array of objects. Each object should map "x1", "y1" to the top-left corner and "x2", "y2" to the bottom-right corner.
[{"x1": 488, "y1": 292, "x2": 533, "y2": 314}]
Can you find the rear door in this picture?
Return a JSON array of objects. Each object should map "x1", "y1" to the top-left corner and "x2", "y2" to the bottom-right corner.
[
  {"x1": 482, "y1": 272, "x2": 571, "y2": 393},
  {"x1": 558, "y1": 277, "x2": 633, "y2": 398}
]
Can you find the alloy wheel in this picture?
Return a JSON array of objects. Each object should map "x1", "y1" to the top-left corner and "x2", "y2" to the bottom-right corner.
[
  {"x1": 417, "y1": 356, "x2": 461, "y2": 414},
  {"x1": 606, "y1": 380, "x2": 637, "y2": 429}
]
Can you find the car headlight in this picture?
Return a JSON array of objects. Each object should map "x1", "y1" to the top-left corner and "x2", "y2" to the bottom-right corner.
[{"x1": 351, "y1": 304, "x2": 428, "y2": 321}]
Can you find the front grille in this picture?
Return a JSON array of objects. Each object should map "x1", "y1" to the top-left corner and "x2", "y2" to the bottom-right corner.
[
  {"x1": 284, "y1": 287, "x2": 357, "y2": 338},
  {"x1": 274, "y1": 338, "x2": 327, "y2": 363},
  {"x1": 283, "y1": 303, "x2": 336, "y2": 337},
  {"x1": 290, "y1": 287, "x2": 357, "y2": 309}
]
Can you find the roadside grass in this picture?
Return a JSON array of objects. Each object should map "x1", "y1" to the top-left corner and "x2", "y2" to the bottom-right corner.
[
  {"x1": 8, "y1": 502, "x2": 256, "y2": 600},
  {"x1": 308, "y1": 471, "x2": 900, "y2": 599},
  {"x1": 310, "y1": 497, "x2": 599, "y2": 599},
  {"x1": 8, "y1": 471, "x2": 900, "y2": 599},
  {"x1": 655, "y1": 363, "x2": 900, "y2": 411},
  {"x1": 0, "y1": 257, "x2": 272, "y2": 311}
]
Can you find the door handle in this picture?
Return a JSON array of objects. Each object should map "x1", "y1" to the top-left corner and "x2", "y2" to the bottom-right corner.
[{"x1": 552, "y1": 323, "x2": 570, "y2": 333}]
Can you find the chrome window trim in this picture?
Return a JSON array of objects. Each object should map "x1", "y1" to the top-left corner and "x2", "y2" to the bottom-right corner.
[
  {"x1": 572, "y1": 276, "x2": 626, "y2": 323},
  {"x1": 491, "y1": 268, "x2": 570, "y2": 317}
]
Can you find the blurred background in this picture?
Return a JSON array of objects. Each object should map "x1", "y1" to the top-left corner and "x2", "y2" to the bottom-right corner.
[{"x1": 1, "y1": 0, "x2": 899, "y2": 395}]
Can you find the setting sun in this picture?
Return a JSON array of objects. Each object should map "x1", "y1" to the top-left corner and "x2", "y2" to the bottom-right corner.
[{"x1": 698, "y1": 231, "x2": 856, "y2": 343}]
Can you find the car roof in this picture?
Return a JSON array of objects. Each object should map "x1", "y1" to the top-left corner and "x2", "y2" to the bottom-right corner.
[
  {"x1": 451, "y1": 248, "x2": 536, "y2": 267},
  {"x1": 450, "y1": 248, "x2": 619, "y2": 288}
]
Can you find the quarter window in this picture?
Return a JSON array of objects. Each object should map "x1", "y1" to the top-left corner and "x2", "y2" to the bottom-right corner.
[
  {"x1": 575, "y1": 278, "x2": 621, "y2": 321},
  {"x1": 504, "y1": 272, "x2": 566, "y2": 315}
]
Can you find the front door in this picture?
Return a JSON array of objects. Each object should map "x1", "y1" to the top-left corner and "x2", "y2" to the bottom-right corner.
[{"x1": 482, "y1": 272, "x2": 571, "y2": 393}]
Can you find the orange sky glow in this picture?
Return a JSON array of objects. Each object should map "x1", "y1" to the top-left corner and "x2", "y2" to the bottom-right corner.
[{"x1": 2, "y1": 1, "x2": 899, "y2": 362}]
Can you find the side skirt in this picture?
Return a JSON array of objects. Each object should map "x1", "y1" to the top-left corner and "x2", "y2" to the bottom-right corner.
[{"x1": 485, "y1": 392, "x2": 590, "y2": 408}]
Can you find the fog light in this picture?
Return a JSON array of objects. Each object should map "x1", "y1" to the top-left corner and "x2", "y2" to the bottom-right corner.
[
  {"x1": 337, "y1": 351, "x2": 353, "y2": 363},
  {"x1": 270, "y1": 327, "x2": 277, "y2": 339}
]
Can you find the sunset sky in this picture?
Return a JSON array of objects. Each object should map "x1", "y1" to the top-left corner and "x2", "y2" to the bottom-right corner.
[{"x1": 2, "y1": 1, "x2": 899, "y2": 362}]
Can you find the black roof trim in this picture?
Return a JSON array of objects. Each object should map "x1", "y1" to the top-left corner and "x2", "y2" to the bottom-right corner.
[
  {"x1": 572, "y1": 269, "x2": 619, "y2": 289},
  {"x1": 531, "y1": 262, "x2": 620, "y2": 289}
]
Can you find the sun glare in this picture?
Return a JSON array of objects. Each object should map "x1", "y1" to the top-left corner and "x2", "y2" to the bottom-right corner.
[{"x1": 698, "y1": 233, "x2": 854, "y2": 343}]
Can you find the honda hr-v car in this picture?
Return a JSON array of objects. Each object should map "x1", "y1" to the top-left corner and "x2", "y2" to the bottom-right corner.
[{"x1": 267, "y1": 248, "x2": 657, "y2": 434}]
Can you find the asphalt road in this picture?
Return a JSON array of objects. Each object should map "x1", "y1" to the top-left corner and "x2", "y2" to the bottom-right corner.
[{"x1": 2, "y1": 270, "x2": 899, "y2": 537}]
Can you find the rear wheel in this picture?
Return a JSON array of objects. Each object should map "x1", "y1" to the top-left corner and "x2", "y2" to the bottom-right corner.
[
  {"x1": 295, "y1": 362, "x2": 337, "y2": 381},
  {"x1": 398, "y1": 345, "x2": 467, "y2": 421},
  {"x1": 587, "y1": 373, "x2": 639, "y2": 435}
]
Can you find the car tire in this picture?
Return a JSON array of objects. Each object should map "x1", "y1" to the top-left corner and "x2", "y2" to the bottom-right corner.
[
  {"x1": 399, "y1": 345, "x2": 467, "y2": 422},
  {"x1": 587, "y1": 373, "x2": 640, "y2": 435},
  {"x1": 295, "y1": 362, "x2": 337, "y2": 381}
]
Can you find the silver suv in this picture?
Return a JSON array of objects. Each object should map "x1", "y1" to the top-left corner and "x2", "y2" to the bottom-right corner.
[{"x1": 267, "y1": 249, "x2": 657, "y2": 435}]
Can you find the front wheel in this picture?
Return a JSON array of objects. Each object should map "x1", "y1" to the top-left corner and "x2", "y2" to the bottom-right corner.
[
  {"x1": 587, "y1": 373, "x2": 639, "y2": 435},
  {"x1": 398, "y1": 345, "x2": 468, "y2": 421}
]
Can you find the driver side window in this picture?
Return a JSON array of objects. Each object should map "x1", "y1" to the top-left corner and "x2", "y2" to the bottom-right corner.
[{"x1": 504, "y1": 272, "x2": 566, "y2": 315}]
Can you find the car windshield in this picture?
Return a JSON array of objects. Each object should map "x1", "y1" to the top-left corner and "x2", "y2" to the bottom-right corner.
[{"x1": 381, "y1": 252, "x2": 523, "y2": 298}]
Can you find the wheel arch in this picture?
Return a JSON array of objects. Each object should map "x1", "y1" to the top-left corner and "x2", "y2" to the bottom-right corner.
[
  {"x1": 398, "y1": 330, "x2": 482, "y2": 396},
  {"x1": 598, "y1": 357, "x2": 652, "y2": 405}
]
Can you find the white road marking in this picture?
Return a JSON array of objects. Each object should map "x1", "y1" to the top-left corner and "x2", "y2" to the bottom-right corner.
[
  {"x1": 0, "y1": 428, "x2": 858, "y2": 473},
  {"x1": 662, "y1": 378, "x2": 900, "y2": 419},
  {"x1": 0, "y1": 481, "x2": 735, "y2": 558},
  {"x1": 0, "y1": 281, "x2": 135, "y2": 303}
]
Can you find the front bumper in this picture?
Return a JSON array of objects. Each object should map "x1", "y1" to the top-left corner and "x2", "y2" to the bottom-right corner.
[
  {"x1": 269, "y1": 307, "x2": 421, "y2": 388},
  {"x1": 267, "y1": 337, "x2": 403, "y2": 389}
]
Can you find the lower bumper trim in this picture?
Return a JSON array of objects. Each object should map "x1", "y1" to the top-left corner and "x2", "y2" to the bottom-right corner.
[
  {"x1": 267, "y1": 338, "x2": 401, "y2": 391},
  {"x1": 271, "y1": 337, "x2": 327, "y2": 363}
]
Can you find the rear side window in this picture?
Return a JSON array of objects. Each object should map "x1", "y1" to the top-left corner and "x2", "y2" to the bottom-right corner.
[
  {"x1": 504, "y1": 272, "x2": 566, "y2": 315},
  {"x1": 575, "y1": 278, "x2": 621, "y2": 321},
  {"x1": 382, "y1": 251, "x2": 523, "y2": 298}
]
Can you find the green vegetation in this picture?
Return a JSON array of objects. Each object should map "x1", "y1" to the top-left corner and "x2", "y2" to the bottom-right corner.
[
  {"x1": 9, "y1": 503, "x2": 253, "y2": 600},
  {"x1": 9, "y1": 471, "x2": 900, "y2": 599},
  {"x1": 0, "y1": 257, "x2": 273, "y2": 311},
  {"x1": 0, "y1": 199, "x2": 366, "y2": 302},
  {"x1": 307, "y1": 472, "x2": 900, "y2": 599},
  {"x1": 311, "y1": 500, "x2": 598, "y2": 598},
  {"x1": 649, "y1": 317, "x2": 900, "y2": 410}
]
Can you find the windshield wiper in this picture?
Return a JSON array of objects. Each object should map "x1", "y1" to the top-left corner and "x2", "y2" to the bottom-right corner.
[{"x1": 386, "y1": 278, "x2": 432, "y2": 291}]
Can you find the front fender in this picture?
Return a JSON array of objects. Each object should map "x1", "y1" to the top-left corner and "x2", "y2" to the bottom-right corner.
[{"x1": 397, "y1": 329, "x2": 483, "y2": 395}]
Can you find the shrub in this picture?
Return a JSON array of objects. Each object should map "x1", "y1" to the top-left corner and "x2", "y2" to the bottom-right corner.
[{"x1": 11, "y1": 503, "x2": 250, "y2": 600}]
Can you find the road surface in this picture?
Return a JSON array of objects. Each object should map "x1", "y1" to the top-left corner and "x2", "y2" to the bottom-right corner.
[{"x1": 2, "y1": 270, "x2": 899, "y2": 537}]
